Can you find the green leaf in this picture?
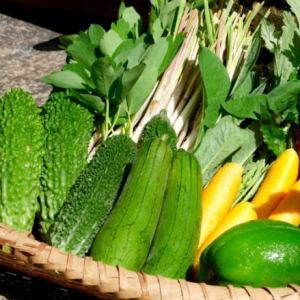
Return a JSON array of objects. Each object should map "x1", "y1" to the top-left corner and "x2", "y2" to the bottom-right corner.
[
  {"x1": 42, "y1": 69, "x2": 87, "y2": 90},
  {"x1": 143, "y1": 37, "x2": 170, "y2": 72},
  {"x1": 100, "y1": 29, "x2": 123, "y2": 57},
  {"x1": 59, "y1": 34, "x2": 78, "y2": 48},
  {"x1": 284, "y1": 32, "x2": 300, "y2": 70},
  {"x1": 199, "y1": 47, "x2": 231, "y2": 128},
  {"x1": 87, "y1": 24, "x2": 105, "y2": 46},
  {"x1": 267, "y1": 81, "x2": 300, "y2": 113},
  {"x1": 62, "y1": 63, "x2": 95, "y2": 89},
  {"x1": 112, "y1": 19, "x2": 131, "y2": 40},
  {"x1": 260, "y1": 123, "x2": 287, "y2": 156},
  {"x1": 71, "y1": 90, "x2": 105, "y2": 113},
  {"x1": 67, "y1": 38, "x2": 97, "y2": 69},
  {"x1": 223, "y1": 95, "x2": 268, "y2": 120},
  {"x1": 151, "y1": 19, "x2": 164, "y2": 41},
  {"x1": 232, "y1": 72, "x2": 258, "y2": 99},
  {"x1": 158, "y1": 34, "x2": 184, "y2": 75},
  {"x1": 120, "y1": 6, "x2": 141, "y2": 38},
  {"x1": 193, "y1": 116, "x2": 247, "y2": 185},
  {"x1": 287, "y1": 0, "x2": 300, "y2": 27},
  {"x1": 91, "y1": 57, "x2": 121, "y2": 98},
  {"x1": 113, "y1": 39, "x2": 146, "y2": 68},
  {"x1": 109, "y1": 77, "x2": 124, "y2": 106},
  {"x1": 261, "y1": 19, "x2": 276, "y2": 53},
  {"x1": 231, "y1": 30, "x2": 261, "y2": 95},
  {"x1": 230, "y1": 124, "x2": 263, "y2": 165},
  {"x1": 122, "y1": 64, "x2": 146, "y2": 97},
  {"x1": 275, "y1": 11, "x2": 297, "y2": 82},
  {"x1": 118, "y1": 1, "x2": 126, "y2": 18},
  {"x1": 126, "y1": 65, "x2": 158, "y2": 115}
]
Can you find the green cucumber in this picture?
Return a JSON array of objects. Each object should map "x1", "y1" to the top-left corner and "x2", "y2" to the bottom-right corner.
[
  {"x1": 199, "y1": 220, "x2": 300, "y2": 287},
  {"x1": 91, "y1": 139, "x2": 173, "y2": 271},
  {"x1": 143, "y1": 150, "x2": 202, "y2": 279},
  {"x1": 48, "y1": 135, "x2": 136, "y2": 256}
]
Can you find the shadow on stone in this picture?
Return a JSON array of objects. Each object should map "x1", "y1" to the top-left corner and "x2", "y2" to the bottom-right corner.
[{"x1": 33, "y1": 37, "x2": 61, "y2": 51}]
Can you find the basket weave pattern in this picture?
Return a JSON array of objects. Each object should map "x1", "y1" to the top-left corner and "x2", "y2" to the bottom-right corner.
[{"x1": 0, "y1": 224, "x2": 299, "y2": 300}]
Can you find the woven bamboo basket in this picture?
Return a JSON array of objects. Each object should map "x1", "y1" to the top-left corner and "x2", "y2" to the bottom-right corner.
[{"x1": 0, "y1": 224, "x2": 299, "y2": 300}]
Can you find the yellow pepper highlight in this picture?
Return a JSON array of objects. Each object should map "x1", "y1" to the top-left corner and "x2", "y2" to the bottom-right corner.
[
  {"x1": 269, "y1": 180, "x2": 300, "y2": 226},
  {"x1": 252, "y1": 149, "x2": 299, "y2": 219}
]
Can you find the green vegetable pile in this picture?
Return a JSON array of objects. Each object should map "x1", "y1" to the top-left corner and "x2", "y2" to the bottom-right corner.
[{"x1": 1, "y1": 0, "x2": 300, "y2": 291}]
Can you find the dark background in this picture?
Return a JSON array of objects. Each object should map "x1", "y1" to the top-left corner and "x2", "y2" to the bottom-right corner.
[
  {"x1": 0, "y1": 0, "x2": 150, "y2": 33},
  {"x1": 0, "y1": 0, "x2": 289, "y2": 34}
]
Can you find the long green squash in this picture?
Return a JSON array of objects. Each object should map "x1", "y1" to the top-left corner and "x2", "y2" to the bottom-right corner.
[
  {"x1": 39, "y1": 92, "x2": 94, "y2": 236},
  {"x1": 48, "y1": 135, "x2": 136, "y2": 256},
  {"x1": 0, "y1": 88, "x2": 44, "y2": 231},
  {"x1": 143, "y1": 150, "x2": 202, "y2": 279},
  {"x1": 91, "y1": 139, "x2": 173, "y2": 271}
]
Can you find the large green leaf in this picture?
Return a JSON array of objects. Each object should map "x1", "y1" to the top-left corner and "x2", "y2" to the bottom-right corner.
[
  {"x1": 223, "y1": 95, "x2": 268, "y2": 120},
  {"x1": 87, "y1": 24, "x2": 105, "y2": 47},
  {"x1": 91, "y1": 58, "x2": 122, "y2": 98},
  {"x1": 194, "y1": 116, "x2": 248, "y2": 185},
  {"x1": 67, "y1": 38, "x2": 97, "y2": 69},
  {"x1": 42, "y1": 69, "x2": 87, "y2": 90},
  {"x1": 71, "y1": 90, "x2": 105, "y2": 114},
  {"x1": 199, "y1": 47, "x2": 231, "y2": 128},
  {"x1": 126, "y1": 65, "x2": 158, "y2": 115},
  {"x1": 100, "y1": 29, "x2": 123, "y2": 57},
  {"x1": 267, "y1": 81, "x2": 300, "y2": 113}
]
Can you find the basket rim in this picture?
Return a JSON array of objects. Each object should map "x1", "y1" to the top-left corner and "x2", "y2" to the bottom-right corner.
[{"x1": 0, "y1": 224, "x2": 299, "y2": 300}]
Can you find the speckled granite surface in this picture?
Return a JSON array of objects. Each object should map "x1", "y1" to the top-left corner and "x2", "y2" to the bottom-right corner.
[{"x1": 0, "y1": 13, "x2": 66, "y2": 104}]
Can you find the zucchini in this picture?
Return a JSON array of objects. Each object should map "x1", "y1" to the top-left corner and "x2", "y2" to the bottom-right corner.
[
  {"x1": 0, "y1": 88, "x2": 44, "y2": 231},
  {"x1": 48, "y1": 135, "x2": 136, "y2": 256},
  {"x1": 143, "y1": 150, "x2": 202, "y2": 279},
  {"x1": 39, "y1": 92, "x2": 94, "y2": 235},
  {"x1": 91, "y1": 139, "x2": 173, "y2": 271}
]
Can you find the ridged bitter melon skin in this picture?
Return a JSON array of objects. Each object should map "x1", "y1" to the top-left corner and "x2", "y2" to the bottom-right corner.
[
  {"x1": 199, "y1": 220, "x2": 300, "y2": 287},
  {"x1": 90, "y1": 139, "x2": 173, "y2": 271},
  {"x1": 143, "y1": 150, "x2": 202, "y2": 279},
  {"x1": 0, "y1": 88, "x2": 44, "y2": 231},
  {"x1": 48, "y1": 135, "x2": 137, "y2": 256},
  {"x1": 39, "y1": 92, "x2": 94, "y2": 236}
]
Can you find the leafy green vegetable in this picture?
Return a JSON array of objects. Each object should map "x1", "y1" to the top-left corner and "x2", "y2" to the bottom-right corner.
[
  {"x1": 199, "y1": 47, "x2": 231, "y2": 129},
  {"x1": 194, "y1": 116, "x2": 253, "y2": 185},
  {"x1": 43, "y1": 2, "x2": 183, "y2": 139}
]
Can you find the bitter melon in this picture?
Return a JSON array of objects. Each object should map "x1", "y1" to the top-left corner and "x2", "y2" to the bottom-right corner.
[
  {"x1": 39, "y1": 92, "x2": 94, "y2": 236},
  {"x1": 143, "y1": 150, "x2": 202, "y2": 279},
  {"x1": 0, "y1": 88, "x2": 44, "y2": 231},
  {"x1": 91, "y1": 139, "x2": 173, "y2": 271},
  {"x1": 48, "y1": 135, "x2": 136, "y2": 256}
]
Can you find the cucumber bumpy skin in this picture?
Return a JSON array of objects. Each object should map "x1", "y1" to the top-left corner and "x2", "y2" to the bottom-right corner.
[
  {"x1": 39, "y1": 92, "x2": 93, "y2": 236},
  {"x1": 48, "y1": 135, "x2": 137, "y2": 256},
  {"x1": 143, "y1": 150, "x2": 202, "y2": 279},
  {"x1": 91, "y1": 139, "x2": 173, "y2": 271},
  {"x1": 0, "y1": 88, "x2": 44, "y2": 231},
  {"x1": 199, "y1": 220, "x2": 300, "y2": 287}
]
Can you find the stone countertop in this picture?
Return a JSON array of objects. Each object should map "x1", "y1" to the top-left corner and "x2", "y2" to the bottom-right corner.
[{"x1": 0, "y1": 13, "x2": 66, "y2": 104}]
